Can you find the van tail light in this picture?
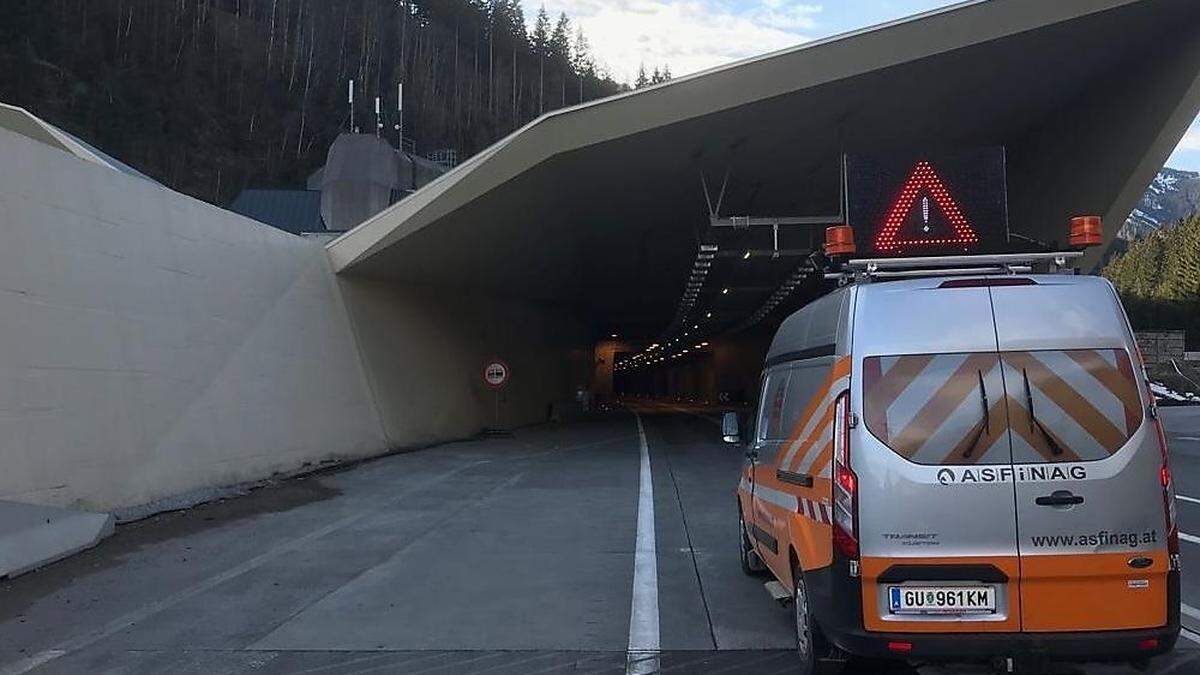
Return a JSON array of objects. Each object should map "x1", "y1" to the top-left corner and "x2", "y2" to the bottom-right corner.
[
  {"x1": 1153, "y1": 415, "x2": 1179, "y2": 556},
  {"x1": 831, "y1": 391, "x2": 859, "y2": 559}
]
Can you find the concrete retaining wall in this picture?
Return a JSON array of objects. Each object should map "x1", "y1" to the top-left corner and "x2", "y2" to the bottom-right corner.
[
  {"x1": 0, "y1": 120, "x2": 589, "y2": 516},
  {"x1": 337, "y1": 277, "x2": 591, "y2": 443},
  {"x1": 1137, "y1": 330, "x2": 1187, "y2": 365},
  {"x1": 0, "y1": 127, "x2": 389, "y2": 512}
]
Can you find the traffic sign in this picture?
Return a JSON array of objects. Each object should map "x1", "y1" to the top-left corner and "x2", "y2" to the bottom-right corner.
[
  {"x1": 847, "y1": 148, "x2": 1009, "y2": 257},
  {"x1": 483, "y1": 360, "x2": 510, "y2": 388}
]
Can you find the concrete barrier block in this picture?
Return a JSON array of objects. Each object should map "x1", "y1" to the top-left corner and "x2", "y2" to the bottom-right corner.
[{"x1": 0, "y1": 501, "x2": 114, "y2": 579}]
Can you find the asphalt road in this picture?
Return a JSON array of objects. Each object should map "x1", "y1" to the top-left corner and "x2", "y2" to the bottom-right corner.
[
  {"x1": 0, "y1": 408, "x2": 1198, "y2": 674},
  {"x1": 1161, "y1": 406, "x2": 1200, "y2": 646}
]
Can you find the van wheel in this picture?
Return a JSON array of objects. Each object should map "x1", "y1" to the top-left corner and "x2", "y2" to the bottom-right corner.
[
  {"x1": 738, "y1": 507, "x2": 766, "y2": 575},
  {"x1": 793, "y1": 563, "x2": 844, "y2": 675}
]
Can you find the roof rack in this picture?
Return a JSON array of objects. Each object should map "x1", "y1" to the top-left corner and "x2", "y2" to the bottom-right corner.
[{"x1": 826, "y1": 251, "x2": 1083, "y2": 283}]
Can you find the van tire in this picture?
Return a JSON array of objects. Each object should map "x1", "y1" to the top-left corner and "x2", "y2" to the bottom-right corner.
[
  {"x1": 738, "y1": 506, "x2": 766, "y2": 575},
  {"x1": 792, "y1": 563, "x2": 844, "y2": 675}
]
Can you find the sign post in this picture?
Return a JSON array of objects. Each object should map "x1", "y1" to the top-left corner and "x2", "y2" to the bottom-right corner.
[{"x1": 482, "y1": 359, "x2": 510, "y2": 433}]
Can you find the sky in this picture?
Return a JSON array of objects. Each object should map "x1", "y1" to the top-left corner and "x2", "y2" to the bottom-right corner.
[{"x1": 524, "y1": 0, "x2": 1200, "y2": 171}]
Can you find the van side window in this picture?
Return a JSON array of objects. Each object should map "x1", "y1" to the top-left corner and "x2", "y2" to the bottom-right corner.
[
  {"x1": 780, "y1": 362, "x2": 834, "y2": 437},
  {"x1": 1001, "y1": 349, "x2": 1143, "y2": 463},
  {"x1": 758, "y1": 372, "x2": 790, "y2": 442}
]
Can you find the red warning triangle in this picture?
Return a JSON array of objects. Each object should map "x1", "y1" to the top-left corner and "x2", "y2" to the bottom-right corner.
[{"x1": 873, "y1": 160, "x2": 980, "y2": 253}]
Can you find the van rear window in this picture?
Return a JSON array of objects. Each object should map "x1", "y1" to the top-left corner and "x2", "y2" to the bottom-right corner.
[
  {"x1": 862, "y1": 349, "x2": 1143, "y2": 465},
  {"x1": 1001, "y1": 349, "x2": 1143, "y2": 464},
  {"x1": 863, "y1": 353, "x2": 1010, "y2": 465}
]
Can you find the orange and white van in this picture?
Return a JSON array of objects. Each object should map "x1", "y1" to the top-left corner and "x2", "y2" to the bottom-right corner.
[{"x1": 728, "y1": 269, "x2": 1180, "y2": 673}]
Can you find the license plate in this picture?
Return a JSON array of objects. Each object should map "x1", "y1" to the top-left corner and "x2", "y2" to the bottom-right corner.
[{"x1": 888, "y1": 585, "x2": 996, "y2": 615}]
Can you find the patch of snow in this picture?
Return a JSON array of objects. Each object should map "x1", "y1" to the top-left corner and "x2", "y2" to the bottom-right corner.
[{"x1": 1150, "y1": 381, "x2": 1200, "y2": 403}]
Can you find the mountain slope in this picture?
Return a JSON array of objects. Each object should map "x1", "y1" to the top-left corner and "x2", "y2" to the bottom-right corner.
[
  {"x1": 0, "y1": 0, "x2": 623, "y2": 207},
  {"x1": 1121, "y1": 168, "x2": 1200, "y2": 240}
]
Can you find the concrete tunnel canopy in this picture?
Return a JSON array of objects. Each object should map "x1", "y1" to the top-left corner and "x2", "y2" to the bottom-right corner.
[{"x1": 328, "y1": 0, "x2": 1200, "y2": 348}]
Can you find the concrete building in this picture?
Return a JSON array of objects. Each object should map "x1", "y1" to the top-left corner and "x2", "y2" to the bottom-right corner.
[
  {"x1": 229, "y1": 134, "x2": 449, "y2": 235},
  {"x1": 0, "y1": 0, "x2": 1198, "y2": 541}
]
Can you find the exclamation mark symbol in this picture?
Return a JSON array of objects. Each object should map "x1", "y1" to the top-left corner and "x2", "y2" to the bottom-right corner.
[{"x1": 922, "y1": 196, "x2": 931, "y2": 233}]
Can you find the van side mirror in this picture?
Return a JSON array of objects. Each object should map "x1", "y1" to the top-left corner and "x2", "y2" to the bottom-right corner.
[{"x1": 722, "y1": 412, "x2": 741, "y2": 444}]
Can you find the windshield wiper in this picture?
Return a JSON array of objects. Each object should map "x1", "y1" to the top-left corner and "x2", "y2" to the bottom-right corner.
[
  {"x1": 962, "y1": 369, "x2": 990, "y2": 459},
  {"x1": 1023, "y1": 368, "x2": 1064, "y2": 456}
]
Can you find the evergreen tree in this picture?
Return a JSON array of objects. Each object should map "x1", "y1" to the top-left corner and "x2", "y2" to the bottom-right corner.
[
  {"x1": 532, "y1": 6, "x2": 551, "y2": 112},
  {"x1": 635, "y1": 63, "x2": 649, "y2": 89},
  {"x1": 1155, "y1": 216, "x2": 1200, "y2": 300},
  {"x1": 549, "y1": 13, "x2": 572, "y2": 66},
  {"x1": 531, "y1": 7, "x2": 551, "y2": 56},
  {"x1": 0, "y1": 0, "x2": 625, "y2": 204},
  {"x1": 572, "y1": 27, "x2": 594, "y2": 77},
  {"x1": 1104, "y1": 214, "x2": 1200, "y2": 346}
]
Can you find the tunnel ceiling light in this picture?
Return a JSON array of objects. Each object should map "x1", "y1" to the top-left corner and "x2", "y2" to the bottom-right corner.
[
  {"x1": 701, "y1": 342, "x2": 709, "y2": 347},
  {"x1": 743, "y1": 250, "x2": 752, "y2": 260},
  {"x1": 722, "y1": 288, "x2": 730, "y2": 294}
]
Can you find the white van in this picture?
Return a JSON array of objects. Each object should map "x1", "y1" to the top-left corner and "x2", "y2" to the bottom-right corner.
[{"x1": 729, "y1": 268, "x2": 1180, "y2": 673}]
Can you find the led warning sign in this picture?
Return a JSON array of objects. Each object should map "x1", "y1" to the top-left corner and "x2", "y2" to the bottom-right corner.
[{"x1": 847, "y1": 149, "x2": 1009, "y2": 257}]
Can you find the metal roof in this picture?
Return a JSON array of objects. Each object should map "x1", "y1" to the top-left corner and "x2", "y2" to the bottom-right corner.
[{"x1": 229, "y1": 189, "x2": 326, "y2": 235}]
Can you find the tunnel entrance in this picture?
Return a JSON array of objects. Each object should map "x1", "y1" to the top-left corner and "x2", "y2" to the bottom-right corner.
[{"x1": 324, "y1": 0, "x2": 1200, "y2": 436}]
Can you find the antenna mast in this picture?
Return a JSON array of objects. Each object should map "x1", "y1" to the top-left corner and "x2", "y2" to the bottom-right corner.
[
  {"x1": 397, "y1": 82, "x2": 405, "y2": 151},
  {"x1": 347, "y1": 79, "x2": 355, "y2": 133}
]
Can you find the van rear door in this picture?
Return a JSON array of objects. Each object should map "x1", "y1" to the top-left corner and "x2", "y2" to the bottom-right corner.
[
  {"x1": 990, "y1": 277, "x2": 1168, "y2": 632},
  {"x1": 855, "y1": 278, "x2": 1021, "y2": 633}
]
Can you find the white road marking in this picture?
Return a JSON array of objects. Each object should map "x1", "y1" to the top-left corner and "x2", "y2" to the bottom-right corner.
[
  {"x1": 1177, "y1": 494, "x2": 1200, "y2": 506},
  {"x1": 1182, "y1": 628, "x2": 1200, "y2": 646},
  {"x1": 1181, "y1": 603, "x2": 1200, "y2": 623},
  {"x1": 1180, "y1": 531, "x2": 1200, "y2": 545},
  {"x1": 1176, "y1": 436, "x2": 1200, "y2": 442},
  {"x1": 0, "y1": 651, "x2": 65, "y2": 675},
  {"x1": 627, "y1": 412, "x2": 660, "y2": 675}
]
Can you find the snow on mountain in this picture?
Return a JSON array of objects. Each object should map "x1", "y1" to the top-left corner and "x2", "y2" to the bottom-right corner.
[{"x1": 1120, "y1": 168, "x2": 1200, "y2": 240}]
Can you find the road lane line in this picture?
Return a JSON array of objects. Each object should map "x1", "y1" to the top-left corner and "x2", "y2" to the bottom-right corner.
[
  {"x1": 626, "y1": 412, "x2": 660, "y2": 675},
  {"x1": 1176, "y1": 436, "x2": 1200, "y2": 442},
  {"x1": 0, "y1": 651, "x2": 65, "y2": 675},
  {"x1": 1182, "y1": 603, "x2": 1200, "y2": 623},
  {"x1": 1182, "y1": 628, "x2": 1200, "y2": 646},
  {"x1": 1180, "y1": 531, "x2": 1200, "y2": 545},
  {"x1": 1177, "y1": 494, "x2": 1200, "y2": 506}
]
